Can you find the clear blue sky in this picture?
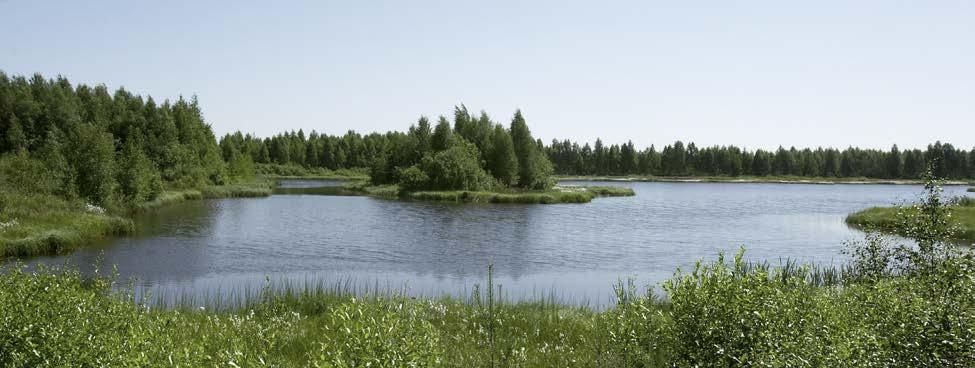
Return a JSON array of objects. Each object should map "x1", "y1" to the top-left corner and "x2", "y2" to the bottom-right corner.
[{"x1": 2, "y1": 0, "x2": 973, "y2": 150}]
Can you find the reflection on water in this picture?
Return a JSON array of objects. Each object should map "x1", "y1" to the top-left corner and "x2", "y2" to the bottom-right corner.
[{"x1": 16, "y1": 180, "x2": 972, "y2": 306}]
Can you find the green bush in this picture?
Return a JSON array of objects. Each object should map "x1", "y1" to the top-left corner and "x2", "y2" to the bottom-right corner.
[
  {"x1": 312, "y1": 298, "x2": 443, "y2": 367},
  {"x1": 415, "y1": 142, "x2": 496, "y2": 191},
  {"x1": 0, "y1": 150, "x2": 59, "y2": 195},
  {"x1": 396, "y1": 165, "x2": 430, "y2": 192}
]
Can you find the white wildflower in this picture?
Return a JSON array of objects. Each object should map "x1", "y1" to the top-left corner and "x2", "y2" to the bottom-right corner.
[
  {"x1": 85, "y1": 203, "x2": 106, "y2": 214},
  {"x1": 0, "y1": 219, "x2": 19, "y2": 230}
]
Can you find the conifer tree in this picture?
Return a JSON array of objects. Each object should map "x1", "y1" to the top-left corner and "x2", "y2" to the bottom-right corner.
[
  {"x1": 488, "y1": 125, "x2": 518, "y2": 186},
  {"x1": 431, "y1": 116, "x2": 454, "y2": 151},
  {"x1": 509, "y1": 110, "x2": 553, "y2": 189}
]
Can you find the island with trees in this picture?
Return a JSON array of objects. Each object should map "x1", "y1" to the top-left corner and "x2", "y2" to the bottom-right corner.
[{"x1": 220, "y1": 106, "x2": 635, "y2": 204}]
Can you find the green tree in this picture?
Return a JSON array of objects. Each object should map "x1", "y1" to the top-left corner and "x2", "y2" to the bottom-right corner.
[
  {"x1": 410, "y1": 117, "x2": 432, "y2": 158},
  {"x1": 66, "y1": 124, "x2": 116, "y2": 205},
  {"x1": 431, "y1": 116, "x2": 454, "y2": 151},
  {"x1": 751, "y1": 149, "x2": 772, "y2": 176},
  {"x1": 509, "y1": 110, "x2": 554, "y2": 189},
  {"x1": 886, "y1": 144, "x2": 903, "y2": 179},
  {"x1": 117, "y1": 130, "x2": 162, "y2": 204},
  {"x1": 620, "y1": 141, "x2": 638, "y2": 174},
  {"x1": 488, "y1": 125, "x2": 518, "y2": 186},
  {"x1": 5, "y1": 114, "x2": 26, "y2": 152},
  {"x1": 0, "y1": 150, "x2": 57, "y2": 195},
  {"x1": 35, "y1": 127, "x2": 75, "y2": 198}
]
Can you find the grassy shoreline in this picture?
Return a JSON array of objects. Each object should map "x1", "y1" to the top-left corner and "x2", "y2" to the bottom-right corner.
[
  {"x1": 342, "y1": 182, "x2": 635, "y2": 204},
  {"x1": 558, "y1": 175, "x2": 975, "y2": 186},
  {"x1": 0, "y1": 180, "x2": 273, "y2": 258},
  {"x1": 256, "y1": 163, "x2": 369, "y2": 180},
  {"x1": 0, "y1": 192, "x2": 134, "y2": 258},
  {"x1": 846, "y1": 200, "x2": 975, "y2": 242},
  {"x1": 262, "y1": 174, "x2": 366, "y2": 180}
]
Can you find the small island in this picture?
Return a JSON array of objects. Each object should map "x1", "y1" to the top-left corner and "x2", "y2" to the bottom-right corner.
[
  {"x1": 248, "y1": 107, "x2": 636, "y2": 204},
  {"x1": 341, "y1": 181, "x2": 633, "y2": 204}
]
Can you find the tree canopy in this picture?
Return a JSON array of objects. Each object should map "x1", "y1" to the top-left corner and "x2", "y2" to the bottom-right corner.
[{"x1": 0, "y1": 71, "x2": 233, "y2": 206}]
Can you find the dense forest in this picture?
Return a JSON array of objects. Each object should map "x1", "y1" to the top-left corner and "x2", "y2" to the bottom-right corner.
[
  {"x1": 0, "y1": 72, "x2": 254, "y2": 207},
  {"x1": 220, "y1": 105, "x2": 975, "y2": 181}
]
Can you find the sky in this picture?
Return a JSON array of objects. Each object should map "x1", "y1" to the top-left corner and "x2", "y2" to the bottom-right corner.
[{"x1": 1, "y1": 0, "x2": 973, "y2": 150}]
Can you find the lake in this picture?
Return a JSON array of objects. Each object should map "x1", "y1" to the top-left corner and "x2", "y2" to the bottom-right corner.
[{"x1": 18, "y1": 180, "x2": 972, "y2": 307}]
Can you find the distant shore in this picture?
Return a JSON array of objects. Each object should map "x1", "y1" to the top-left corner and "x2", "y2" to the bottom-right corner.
[{"x1": 556, "y1": 175, "x2": 974, "y2": 186}]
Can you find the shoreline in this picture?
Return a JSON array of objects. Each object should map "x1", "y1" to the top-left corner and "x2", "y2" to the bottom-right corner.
[
  {"x1": 339, "y1": 183, "x2": 636, "y2": 204},
  {"x1": 845, "y1": 202, "x2": 975, "y2": 243},
  {"x1": 0, "y1": 180, "x2": 274, "y2": 258},
  {"x1": 556, "y1": 175, "x2": 974, "y2": 186}
]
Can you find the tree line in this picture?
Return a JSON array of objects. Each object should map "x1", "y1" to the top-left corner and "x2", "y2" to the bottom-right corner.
[
  {"x1": 547, "y1": 139, "x2": 975, "y2": 179},
  {"x1": 221, "y1": 105, "x2": 555, "y2": 191},
  {"x1": 224, "y1": 110, "x2": 974, "y2": 182},
  {"x1": 0, "y1": 71, "x2": 245, "y2": 206}
]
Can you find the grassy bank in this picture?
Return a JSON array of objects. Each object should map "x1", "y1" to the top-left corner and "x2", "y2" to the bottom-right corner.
[
  {"x1": 0, "y1": 180, "x2": 273, "y2": 257},
  {"x1": 134, "y1": 180, "x2": 273, "y2": 212},
  {"x1": 0, "y1": 191, "x2": 133, "y2": 258},
  {"x1": 846, "y1": 198, "x2": 975, "y2": 241},
  {"x1": 343, "y1": 182, "x2": 635, "y2": 204},
  {"x1": 558, "y1": 174, "x2": 975, "y2": 185},
  {"x1": 969, "y1": 187, "x2": 975, "y2": 192},
  {"x1": 257, "y1": 163, "x2": 369, "y2": 180}
]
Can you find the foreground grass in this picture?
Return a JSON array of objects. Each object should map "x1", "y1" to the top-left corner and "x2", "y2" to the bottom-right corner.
[
  {"x1": 558, "y1": 174, "x2": 975, "y2": 185},
  {"x1": 0, "y1": 181, "x2": 272, "y2": 257},
  {"x1": 343, "y1": 182, "x2": 635, "y2": 204},
  {"x1": 2, "y1": 247, "x2": 973, "y2": 367},
  {"x1": 846, "y1": 199, "x2": 975, "y2": 241}
]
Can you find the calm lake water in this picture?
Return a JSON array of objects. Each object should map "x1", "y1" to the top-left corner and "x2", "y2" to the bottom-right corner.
[{"x1": 18, "y1": 180, "x2": 973, "y2": 306}]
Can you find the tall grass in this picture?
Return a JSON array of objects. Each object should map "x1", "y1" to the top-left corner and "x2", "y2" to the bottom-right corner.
[
  {"x1": 199, "y1": 180, "x2": 274, "y2": 199},
  {"x1": 0, "y1": 190, "x2": 134, "y2": 257}
]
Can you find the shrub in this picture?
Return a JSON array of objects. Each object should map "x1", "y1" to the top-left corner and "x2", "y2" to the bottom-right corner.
[
  {"x1": 396, "y1": 165, "x2": 430, "y2": 192},
  {"x1": 312, "y1": 298, "x2": 443, "y2": 367},
  {"x1": 414, "y1": 143, "x2": 496, "y2": 191}
]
